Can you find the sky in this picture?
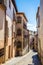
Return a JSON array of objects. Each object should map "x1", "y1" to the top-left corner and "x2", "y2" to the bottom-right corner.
[{"x1": 15, "y1": 0, "x2": 40, "y2": 31}]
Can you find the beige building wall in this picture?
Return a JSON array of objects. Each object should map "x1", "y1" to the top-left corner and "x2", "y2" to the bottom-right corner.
[
  {"x1": 0, "y1": 5, "x2": 5, "y2": 63},
  {"x1": 5, "y1": 0, "x2": 16, "y2": 61},
  {"x1": 40, "y1": 0, "x2": 43, "y2": 64},
  {"x1": 34, "y1": 34, "x2": 38, "y2": 51},
  {"x1": 38, "y1": 21, "x2": 43, "y2": 64},
  {"x1": 36, "y1": 6, "x2": 41, "y2": 59},
  {"x1": 22, "y1": 15, "x2": 28, "y2": 55},
  {"x1": 5, "y1": 0, "x2": 18, "y2": 59},
  {"x1": 12, "y1": 17, "x2": 17, "y2": 57},
  {"x1": 0, "y1": 8, "x2": 5, "y2": 49},
  {"x1": 37, "y1": 0, "x2": 43, "y2": 64},
  {"x1": 16, "y1": 13, "x2": 28, "y2": 56},
  {"x1": 0, "y1": 0, "x2": 17, "y2": 63}
]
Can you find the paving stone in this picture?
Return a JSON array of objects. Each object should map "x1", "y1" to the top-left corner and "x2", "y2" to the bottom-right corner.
[
  {"x1": 2, "y1": 50, "x2": 41, "y2": 65},
  {"x1": 15, "y1": 50, "x2": 41, "y2": 65}
]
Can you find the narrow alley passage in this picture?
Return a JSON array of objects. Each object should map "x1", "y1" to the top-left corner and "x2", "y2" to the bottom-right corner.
[
  {"x1": 2, "y1": 50, "x2": 41, "y2": 65},
  {"x1": 15, "y1": 50, "x2": 41, "y2": 65}
]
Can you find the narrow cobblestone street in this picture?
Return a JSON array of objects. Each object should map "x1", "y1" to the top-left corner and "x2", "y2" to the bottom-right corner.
[
  {"x1": 0, "y1": 0, "x2": 41, "y2": 65},
  {"x1": 15, "y1": 50, "x2": 41, "y2": 65},
  {"x1": 2, "y1": 50, "x2": 41, "y2": 65}
]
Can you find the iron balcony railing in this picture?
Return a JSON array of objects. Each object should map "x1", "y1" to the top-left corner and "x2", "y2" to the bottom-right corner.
[{"x1": 17, "y1": 29, "x2": 22, "y2": 36}]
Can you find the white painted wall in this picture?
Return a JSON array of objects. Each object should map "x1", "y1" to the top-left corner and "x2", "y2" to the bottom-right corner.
[{"x1": 6, "y1": 0, "x2": 16, "y2": 38}]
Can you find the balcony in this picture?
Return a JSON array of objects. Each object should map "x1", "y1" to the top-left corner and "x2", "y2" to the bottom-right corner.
[
  {"x1": 17, "y1": 29, "x2": 22, "y2": 36},
  {"x1": 17, "y1": 41, "x2": 22, "y2": 48},
  {"x1": 16, "y1": 16, "x2": 22, "y2": 24},
  {"x1": 0, "y1": 48, "x2": 4, "y2": 57}
]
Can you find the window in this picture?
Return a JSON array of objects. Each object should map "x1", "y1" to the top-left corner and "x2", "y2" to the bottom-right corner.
[
  {"x1": 17, "y1": 41, "x2": 22, "y2": 48},
  {"x1": 9, "y1": 0, "x2": 11, "y2": 9},
  {"x1": 17, "y1": 16, "x2": 22, "y2": 23},
  {"x1": 17, "y1": 28, "x2": 22, "y2": 36}
]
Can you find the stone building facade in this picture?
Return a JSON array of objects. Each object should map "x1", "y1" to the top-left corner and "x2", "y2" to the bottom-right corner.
[
  {"x1": 0, "y1": 0, "x2": 18, "y2": 63},
  {"x1": 36, "y1": 6, "x2": 41, "y2": 59},
  {"x1": 0, "y1": 0, "x2": 29, "y2": 64},
  {"x1": 0, "y1": 1, "x2": 6, "y2": 63},
  {"x1": 36, "y1": 1, "x2": 43, "y2": 64},
  {"x1": 16, "y1": 12, "x2": 29, "y2": 56}
]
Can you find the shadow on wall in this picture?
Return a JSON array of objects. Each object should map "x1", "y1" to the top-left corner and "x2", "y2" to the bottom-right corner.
[{"x1": 32, "y1": 54, "x2": 41, "y2": 65}]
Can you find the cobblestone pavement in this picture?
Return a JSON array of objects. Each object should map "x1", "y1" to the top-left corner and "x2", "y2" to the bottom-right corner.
[
  {"x1": 2, "y1": 50, "x2": 41, "y2": 65},
  {"x1": 15, "y1": 50, "x2": 41, "y2": 65}
]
